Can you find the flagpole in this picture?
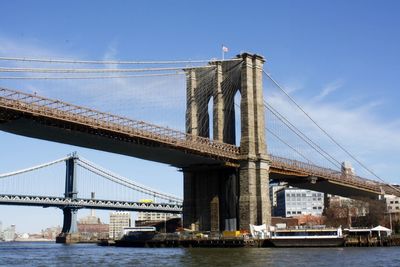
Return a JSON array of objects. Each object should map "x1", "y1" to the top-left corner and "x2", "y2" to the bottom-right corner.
[{"x1": 222, "y1": 45, "x2": 224, "y2": 60}]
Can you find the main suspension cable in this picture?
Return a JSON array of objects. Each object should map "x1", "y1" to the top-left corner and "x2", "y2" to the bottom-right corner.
[
  {"x1": 264, "y1": 70, "x2": 399, "y2": 191},
  {"x1": 0, "y1": 65, "x2": 215, "y2": 73},
  {"x1": 265, "y1": 103, "x2": 341, "y2": 169},
  {"x1": 265, "y1": 101, "x2": 342, "y2": 168},
  {"x1": 0, "y1": 72, "x2": 185, "y2": 80},
  {"x1": 0, "y1": 56, "x2": 242, "y2": 65}
]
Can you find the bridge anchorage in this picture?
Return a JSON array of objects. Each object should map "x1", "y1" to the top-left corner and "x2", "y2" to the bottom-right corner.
[{"x1": 0, "y1": 52, "x2": 398, "y2": 235}]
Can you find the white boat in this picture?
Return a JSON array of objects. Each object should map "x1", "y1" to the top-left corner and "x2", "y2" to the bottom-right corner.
[{"x1": 268, "y1": 227, "x2": 344, "y2": 247}]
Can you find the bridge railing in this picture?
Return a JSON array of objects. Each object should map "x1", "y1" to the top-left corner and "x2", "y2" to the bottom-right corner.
[
  {"x1": 0, "y1": 88, "x2": 240, "y2": 160},
  {"x1": 2, "y1": 88, "x2": 396, "y2": 195},
  {"x1": 269, "y1": 155, "x2": 382, "y2": 192}
]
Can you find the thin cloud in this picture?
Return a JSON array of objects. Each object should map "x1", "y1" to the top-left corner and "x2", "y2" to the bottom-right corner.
[
  {"x1": 312, "y1": 80, "x2": 342, "y2": 102},
  {"x1": 0, "y1": 35, "x2": 188, "y2": 130},
  {"x1": 266, "y1": 82, "x2": 400, "y2": 183}
]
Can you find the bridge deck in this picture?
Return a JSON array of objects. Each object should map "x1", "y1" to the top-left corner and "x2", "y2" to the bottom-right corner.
[
  {"x1": 0, "y1": 87, "x2": 239, "y2": 167},
  {"x1": 1, "y1": 87, "x2": 398, "y2": 197},
  {"x1": 0, "y1": 194, "x2": 182, "y2": 213}
]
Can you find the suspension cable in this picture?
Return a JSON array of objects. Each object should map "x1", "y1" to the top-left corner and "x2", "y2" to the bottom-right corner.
[
  {"x1": 78, "y1": 157, "x2": 182, "y2": 202},
  {"x1": 264, "y1": 70, "x2": 400, "y2": 193},
  {"x1": 0, "y1": 56, "x2": 242, "y2": 65},
  {"x1": 266, "y1": 128, "x2": 314, "y2": 164},
  {"x1": 0, "y1": 156, "x2": 69, "y2": 179},
  {"x1": 265, "y1": 103, "x2": 342, "y2": 169},
  {"x1": 0, "y1": 65, "x2": 215, "y2": 74},
  {"x1": 265, "y1": 101, "x2": 342, "y2": 168},
  {"x1": 0, "y1": 72, "x2": 185, "y2": 80}
]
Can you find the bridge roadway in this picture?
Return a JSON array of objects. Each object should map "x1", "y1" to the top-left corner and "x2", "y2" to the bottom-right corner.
[
  {"x1": 0, "y1": 194, "x2": 182, "y2": 213},
  {"x1": 0, "y1": 87, "x2": 398, "y2": 198}
]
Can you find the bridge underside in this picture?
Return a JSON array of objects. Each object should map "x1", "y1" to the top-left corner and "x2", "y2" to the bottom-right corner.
[
  {"x1": 270, "y1": 172, "x2": 380, "y2": 199},
  {"x1": 0, "y1": 109, "x2": 391, "y2": 234},
  {"x1": 0, "y1": 113, "x2": 229, "y2": 169},
  {"x1": 0, "y1": 115, "x2": 386, "y2": 199}
]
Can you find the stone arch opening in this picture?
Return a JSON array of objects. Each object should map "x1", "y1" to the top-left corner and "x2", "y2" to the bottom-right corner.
[{"x1": 207, "y1": 95, "x2": 214, "y2": 140}]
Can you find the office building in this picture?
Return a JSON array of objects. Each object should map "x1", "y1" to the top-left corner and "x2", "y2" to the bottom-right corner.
[
  {"x1": 109, "y1": 212, "x2": 131, "y2": 240},
  {"x1": 269, "y1": 183, "x2": 288, "y2": 216},
  {"x1": 136, "y1": 199, "x2": 180, "y2": 222},
  {"x1": 137, "y1": 211, "x2": 179, "y2": 221},
  {"x1": 275, "y1": 188, "x2": 324, "y2": 217},
  {"x1": 386, "y1": 195, "x2": 400, "y2": 214}
]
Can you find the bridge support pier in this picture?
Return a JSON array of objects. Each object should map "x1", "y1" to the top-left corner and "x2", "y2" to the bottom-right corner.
[
  {"x1": 238, "y1": 53, "x2": 271, "y2": 229},
  {"x1": 56, "y1": 153, "x2": 80, "y2": 243},
  {"x1": 183, "y1": 169, "x2": 238, "y2": 232},
  {"x1": 238, "y1": 157, "x2": 271, "y2": 229},
  {"x1": 183, "y1": 53, "x2": 271, "y2": 231}
]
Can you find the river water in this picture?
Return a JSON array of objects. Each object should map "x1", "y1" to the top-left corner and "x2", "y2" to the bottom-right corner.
[{"x1": 0, "y1": 242, "x2": 399, "y2": 267}]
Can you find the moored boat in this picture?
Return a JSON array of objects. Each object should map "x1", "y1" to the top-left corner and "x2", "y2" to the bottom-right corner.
[
  {"x1": 268, "y1": 227, "x2": 344, "y2": 247},
  {"x1": 115, "y1": 226, "x2": 157, "y2": 247}
]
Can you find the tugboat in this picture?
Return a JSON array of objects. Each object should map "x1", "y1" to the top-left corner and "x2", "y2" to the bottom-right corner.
[{"x1": 115, "y1": 226, "x2": 158, "y2": 247}]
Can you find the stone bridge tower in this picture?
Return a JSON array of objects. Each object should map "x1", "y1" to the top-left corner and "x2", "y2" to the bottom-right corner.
[{"x1": 183, "y1": 53, "x2": 271, "y2": 231}]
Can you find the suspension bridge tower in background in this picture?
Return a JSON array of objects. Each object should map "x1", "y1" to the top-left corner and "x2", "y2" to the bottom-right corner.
[{"x1": 183, "y1": 53, "x2": 271, "y2": 231}]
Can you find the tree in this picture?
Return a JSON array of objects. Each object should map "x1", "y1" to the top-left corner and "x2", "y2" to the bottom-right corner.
[{"x1": 351, "y1": 198, "x2": 386, "y2": 227}]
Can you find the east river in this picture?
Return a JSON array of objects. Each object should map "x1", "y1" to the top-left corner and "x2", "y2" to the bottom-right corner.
[{"x1": 1, "y1": 242, "x2": 400, "y2": 266}]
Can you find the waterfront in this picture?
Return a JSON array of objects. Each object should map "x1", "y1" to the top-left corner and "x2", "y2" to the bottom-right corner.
[{"x1": 0, "y1": 242, "x2": 399, "y2": 267}]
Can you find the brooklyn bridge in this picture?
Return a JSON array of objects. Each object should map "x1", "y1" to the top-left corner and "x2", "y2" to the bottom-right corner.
[{"x1": 0, "y1": 53, "x2": 398, "y2": 235}]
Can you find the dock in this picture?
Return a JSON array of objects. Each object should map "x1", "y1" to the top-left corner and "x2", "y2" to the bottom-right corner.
[{"x1": 98, "y1": 235, "x2": 400, "y2": 248}]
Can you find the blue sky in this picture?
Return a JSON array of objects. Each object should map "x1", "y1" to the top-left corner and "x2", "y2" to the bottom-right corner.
[{"x1": 1, "y1": 0, "x2": 400, "y2": 232}]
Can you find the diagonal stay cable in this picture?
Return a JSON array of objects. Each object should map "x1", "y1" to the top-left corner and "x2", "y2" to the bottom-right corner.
[
  {"x1": 264, "y1": 103, "x2": 342, "y2": 170},
  {"x1": 266, "y1": 127, "x2": 314, "y2": 164},
  {"x1": 265, "y1": 101, "x2": 342, "y2": 168},
  {"x1": 264, "y1": 70, "x2": 400, "y2": 193}
]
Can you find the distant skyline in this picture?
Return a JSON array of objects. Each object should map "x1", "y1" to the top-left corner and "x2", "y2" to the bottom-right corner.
[{"x1": 1, "y1": 0, "x2": 400, "y2": 232}]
